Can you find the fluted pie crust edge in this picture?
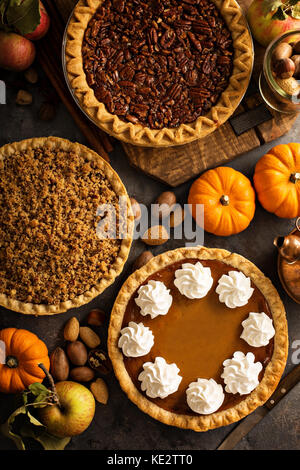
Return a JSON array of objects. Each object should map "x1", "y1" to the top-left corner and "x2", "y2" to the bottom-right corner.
[
  {"x1": 65, "y1": 0, "x2": 254, "y2": 147},
  {"x1": 0, "y1": 137, "x2": 134, "y2": 316},
  {"x1": 108, "y1": 246, "x2": 288, "y2": 432}
]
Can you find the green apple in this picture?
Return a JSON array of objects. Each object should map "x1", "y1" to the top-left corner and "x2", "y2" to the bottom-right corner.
[{"x1": 39, "y1": 381, "x2": 95, "y2": 438}]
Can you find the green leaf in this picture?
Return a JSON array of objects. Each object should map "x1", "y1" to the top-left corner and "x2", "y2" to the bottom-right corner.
[
  {"x1": 291, "y1": 4, "x2": 300, "y2": 18},
  {"x1": 5, "y1": 0, "x2": 41, "y2": 35},
  {"x1": 262, "y1": 0, "x2": 284, "y2": 16},
  {"x1": 0, "y1": 407, "x2": 27, "y2": 450},
  {"x1": 0, "y1": 0, "x2": 9, "y2": 24},
  {"x1": 28, "y1": 383, "x2": 49, "y2": 396},
  {"x1": 0, "y1": 405, "x2": 71, "y2": 451}
]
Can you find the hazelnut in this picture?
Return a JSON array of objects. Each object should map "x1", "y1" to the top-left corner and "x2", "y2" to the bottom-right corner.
[
  {"x1": 152, "y1": 191, "x2": 176, "y2": 219},
  {"x1": 291, "y1": 55, "x2": 300, "y2": 79},
  {"x1": 87, "y1": 308, "x2": 106, "y2": 326},
  {"x1": 273, "y1": 58, "x2": 295, "y2": 79},
  {"x1": 130, "y1": 197, "x2": 141, "y2": 220},
  {"x1": 293, "y1": 40, "x2": 300, "y2": 55},
  {"x1": 133, "y1": 251, "x2": 154, "y2": 271},
  {"x1": 272, "y1": 42, "x2": 293, "y2": 62}
]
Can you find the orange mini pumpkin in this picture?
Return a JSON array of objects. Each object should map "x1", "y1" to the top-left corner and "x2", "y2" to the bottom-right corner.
[
  {"x1": 0, "y1": 328, "x2": 50, "y2": 394},
  {"x1": 188, "y1": 166, "x2": 256, "y2": 236},
  {"x1": 254, "y1": 143, "x2": 300, "y2": 219}
]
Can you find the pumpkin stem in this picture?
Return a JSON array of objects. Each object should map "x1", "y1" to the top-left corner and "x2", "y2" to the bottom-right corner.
[
  {"x1": 220, "y1": 195, "x2": 230, "y2": 206},
  {"x1": 290, "y1": 173, "x2": 300, "y2": 184},
  {"x1": 6, "y1": 355, "x2": 18, "y2": 368},
  {"x1": 38, "y1": 363, "x2": 61, "y2": 408}
]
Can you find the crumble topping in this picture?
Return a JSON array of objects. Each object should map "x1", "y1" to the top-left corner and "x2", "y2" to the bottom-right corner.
[{"x1": 0, "y1": 147, "x2": 123, "y2": 305}]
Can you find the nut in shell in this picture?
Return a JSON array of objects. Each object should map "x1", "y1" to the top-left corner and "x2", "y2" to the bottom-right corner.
[
  {"x1": 66, "y1": 341, "x2": 88, "y2": 366},
  {"x1": 64, "y1": 316, "x2": 80, "y2": 342},
  {"x1": 87, "y1": 309, "x2": 106, "y2": 327},
  {"x1": 50, "y1": 347, "x2": 70, "y2": 382},
  {"x1": 79, "y1": 326, "x2": 101, "y2": 349},
  {"x1": 90, "y1": 378, "x2": 109, "y2": 404},
  {"x1": 152, "y1": 191, "x2": 176, "y2": 219},
  {"x1": 69, "y1": 366, "x2": 95, "y2": 382},
  {"x1": 133, "y1": 251, "x2": 154, "y2": 271},
  {"x1": 88, "y1": 349, "x2": 112, "y2": 375},
  {"x1": 142, "y1": 225, "x2": 169, "y2": 246}
]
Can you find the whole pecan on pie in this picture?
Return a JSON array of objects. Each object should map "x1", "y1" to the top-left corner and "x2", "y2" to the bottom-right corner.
[{"x1": 81, "y1": 0, "x2": 234, "y2": 130}]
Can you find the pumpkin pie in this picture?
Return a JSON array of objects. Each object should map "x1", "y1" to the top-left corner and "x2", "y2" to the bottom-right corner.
[
  {"x1": 0, "y1": 137, "x2": 133, "y2": 315},
  {"x1": 108, "y1": 246, "x2": 288, "y2": 431},
  {"x1": 64, "y1": 0, "x2": 253, "y2": 147}
]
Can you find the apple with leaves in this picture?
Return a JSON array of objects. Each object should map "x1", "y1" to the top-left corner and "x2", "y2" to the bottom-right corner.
[
  {"x1": 38, "y1": 381, "x2": 96, "y2": 438},
  {"x1": 23, "y1": 1, "x2": 50, "y2": 41},
  {"x1": 247, "y1": 0, "x2": 300, "y2": 47}
]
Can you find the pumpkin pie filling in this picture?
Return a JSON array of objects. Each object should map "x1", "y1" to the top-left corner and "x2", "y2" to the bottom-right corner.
[{"x1": 122, "y1": 259, "x2": 274, "y2": 415}]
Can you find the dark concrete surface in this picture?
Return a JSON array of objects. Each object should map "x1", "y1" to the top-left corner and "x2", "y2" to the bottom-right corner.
[{"x1": 0, "y1": 66, "x2": 299, "y2": 451}]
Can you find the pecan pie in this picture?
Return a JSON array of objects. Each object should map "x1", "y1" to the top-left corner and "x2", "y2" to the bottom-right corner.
[
  {"x1": 65, "y1": 0, "x2": 253, "y2": 147},
  {"x1": 108, "y1": 247, "x2": 288, "y2": 431},
  {"x1": 0, "y1": 137, "x2": 133, "y2": 315}
]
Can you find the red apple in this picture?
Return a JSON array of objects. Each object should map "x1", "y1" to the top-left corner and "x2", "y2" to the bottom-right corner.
[
  {"x1": 38, "y1": 381, "x2": 95, "y2": 438},
  {"x1": 24, "y1": 1, "x2": 50, "y2": 41},
  {"x1": 247, "y1": 0, "x2": 300, "y2": 47},
  {"x1": 0, "y1": 32, "x2": 36, "y2": 71}
]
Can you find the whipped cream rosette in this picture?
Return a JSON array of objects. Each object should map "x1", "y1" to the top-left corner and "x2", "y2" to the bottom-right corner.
[
  {"x1": 135, "y1": 280, "x2": 173, "y2": 319},
  {"x1": 241, "y1": 312, "x2": 275, "y2": 347},
  {"x1": 186, "y1": 378, "x2": 225, "y2": 414},
  {"x1": 221, "y1": 351, "x2": 263, "y2": 395},
  {"x1": 138, "y1": 357, "x2": 182, "y2": 399},
  {"x1": 118, "y1": 321, "x2": 154, "y2": 357},
  {"x1": 174, "y1": 262, "x2": 213, "y2": 299},
  {"x1": 216, "y1": 270, "x2": 254, "y2": 308}
]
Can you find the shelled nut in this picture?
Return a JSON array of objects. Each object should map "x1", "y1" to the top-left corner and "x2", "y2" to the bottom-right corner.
[
  {"x1": 16, "y1": 90, "x2": 32, "y2": 105},
  {"x1": 88, "y1": 349, "x2": 112, "y2": 375}
]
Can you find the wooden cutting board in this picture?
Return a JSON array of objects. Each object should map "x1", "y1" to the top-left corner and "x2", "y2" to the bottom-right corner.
[{"x1": 41, "y1": 0, "x2": 298, "y2": 187}]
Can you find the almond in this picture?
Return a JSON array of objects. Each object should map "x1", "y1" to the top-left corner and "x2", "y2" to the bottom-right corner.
[
  {"x1": 90, "y1": 378, "x2": 109, "y2": 404},
  {"x1": 64, "y1": 317, "x2": 80, "y2": 342},
  {"x1": 142, "y1": 225, "x2": 169, "y2": 246},
  {"x1": 79, "y1": 326, "x2": 101, "y2": 349}
]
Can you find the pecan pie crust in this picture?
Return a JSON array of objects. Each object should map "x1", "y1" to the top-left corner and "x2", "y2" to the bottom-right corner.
[
  {"x1": 65, "y1": 0, "x2": 253, "y2": 147},
  {"x1": 0, "y1": 137, "x2": 133, "y2": 315},
  {"x1": 108, "y1": 247, "x2": 288, "y2": 431}
]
